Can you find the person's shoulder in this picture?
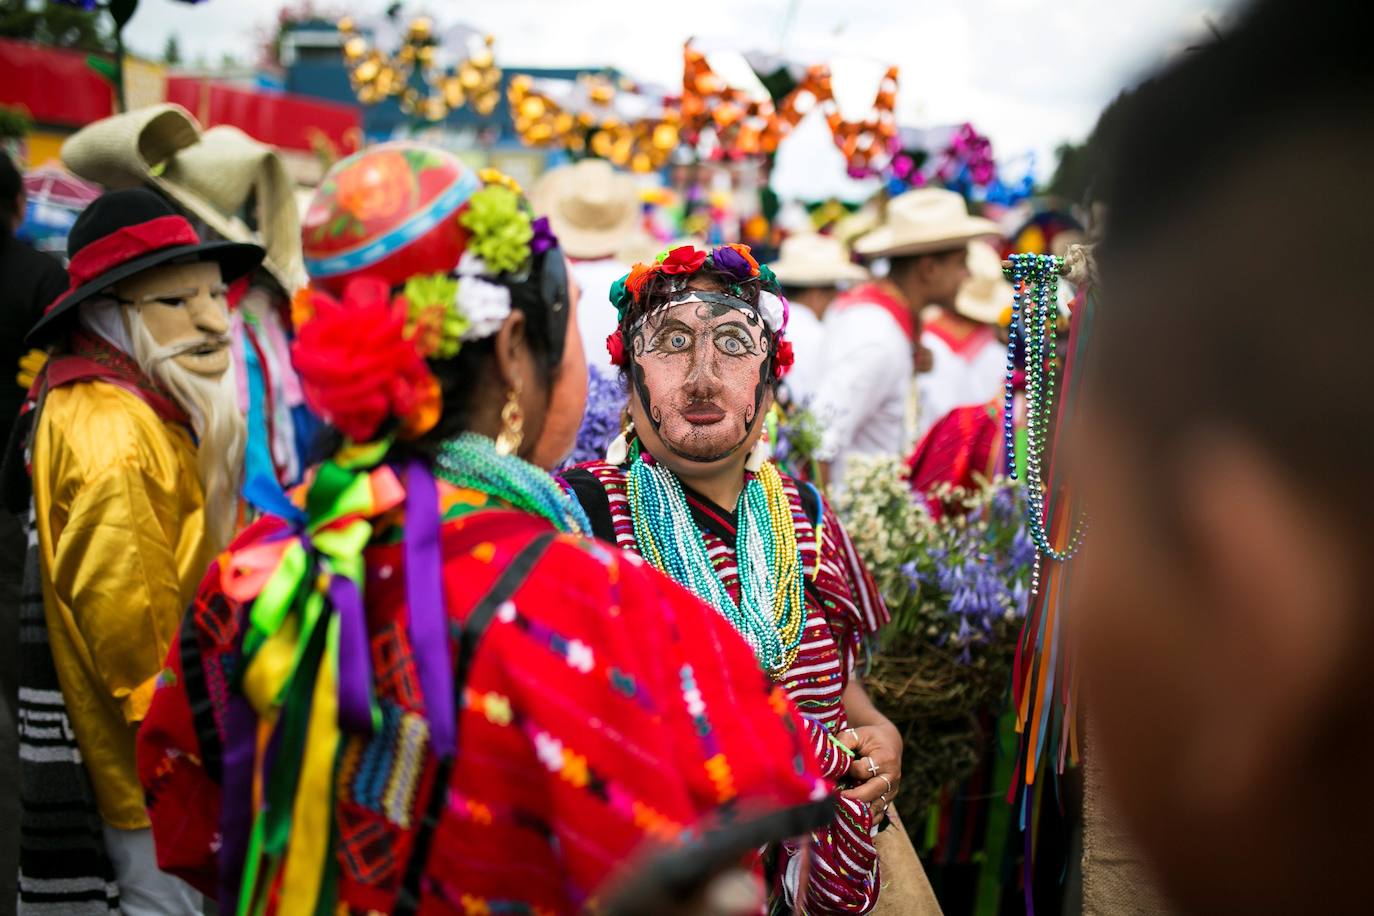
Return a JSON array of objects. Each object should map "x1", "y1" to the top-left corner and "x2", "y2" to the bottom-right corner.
[
  {"x1": 0, "y1": 236, "x2": 66, "y2": 293},
  {"x1": 38, "y1": 381, "x2": 180, "y2": 473},
  {"x1": 561, "y1": 460, "x2": 627, "y2": 490},
  {"x1": 824, "y1": 300, "x2": 909, "y2": 345}
]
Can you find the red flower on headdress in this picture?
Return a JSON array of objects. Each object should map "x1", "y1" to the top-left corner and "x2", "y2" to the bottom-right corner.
[
  {"x1": 291, "y1": 276, "x2": 437, "y2": 443},
  {"x1": 773, "y1": 337, "x2": 794, "y2": 379},
  {"x1": 606, "y1": 328, "x2": 628, "y2": 367},
  {"x1": 625, "y1": 261, "x2": 659, "y2": 300},
  {"x1": 660, "y1": 245, "x2": 708, "y2": 275},
  {"x1": 726, "y1": 242, "x2": 760, "y2": 276}
]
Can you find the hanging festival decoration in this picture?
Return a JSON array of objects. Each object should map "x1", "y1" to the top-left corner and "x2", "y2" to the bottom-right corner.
[
  {"x1": 507, "y1": 73, "x2": 681, "y2": 173},
  {"x1": 506, "y1": 42, "x2": 899, "y2": 177},
  {"x1": 885, "y1": 123, "x2": 1036, "y2": 205},
  {"x1": 678, "y1": 43, "x2": 900, "y2": 176},
  {"x1": 338, "y1": 13, "x2": 501, "y2": 120}
]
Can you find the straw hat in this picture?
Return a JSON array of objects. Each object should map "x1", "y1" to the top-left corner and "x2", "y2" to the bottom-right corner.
[
  {"x1": 954, "y1": 240, "x2": 1013, "y2": 325},
  {"x1": 61, "y1": 104, "x2": 306, "y2": 292},
  {"x1": 531, "y1": 159, "x2": 640, "y2": 260},
  {"x1": 770, "y1": 232, "x2": 868, "y2": 288},
  {"x1": 854, "y1": 188, "x2": 998, "y2": 259}
]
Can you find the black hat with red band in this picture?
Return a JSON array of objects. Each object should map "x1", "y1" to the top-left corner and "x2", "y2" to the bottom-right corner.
[{"x1": 28, "y1": 187, "x2": 265, "y2": 345}]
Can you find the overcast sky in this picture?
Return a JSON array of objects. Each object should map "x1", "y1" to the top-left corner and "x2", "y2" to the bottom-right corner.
[{"x1": 124, "y1": 0, "x2": 1243, "y2": 190}]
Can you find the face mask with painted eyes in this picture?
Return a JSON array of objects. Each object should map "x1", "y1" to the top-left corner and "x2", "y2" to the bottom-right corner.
[{"x1": 628, "y1": 292, "x2": 773, "y2": 463}]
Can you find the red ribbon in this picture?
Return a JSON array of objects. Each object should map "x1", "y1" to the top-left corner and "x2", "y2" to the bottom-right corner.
[{"x1": 51, "y1": 215, "x2": 201, "y2": 313}]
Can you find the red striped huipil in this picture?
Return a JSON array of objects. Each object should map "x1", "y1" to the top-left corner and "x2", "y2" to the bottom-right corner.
[{"x1": 565, "y1": 462, "x2": 891, "y2": 913}]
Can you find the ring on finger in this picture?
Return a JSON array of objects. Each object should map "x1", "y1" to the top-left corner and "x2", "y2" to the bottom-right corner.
[
  {"x1": 878, "y1": 774, "x2": 893, "y2": 796},
  {"x1": 866, "y1": 757, "x2": 879, "y2": 776},
  {"x1": 846, "y1": 728, "x2": 859, "y2": 743}
]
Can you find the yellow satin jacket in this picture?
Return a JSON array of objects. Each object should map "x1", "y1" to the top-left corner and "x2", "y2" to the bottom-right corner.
[{"x1": 31, "y1": 380, "x2": 215, "y2": 829}]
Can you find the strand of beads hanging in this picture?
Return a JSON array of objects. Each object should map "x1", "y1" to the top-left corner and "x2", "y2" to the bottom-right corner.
[
  {"x1": 1003, "y1": 257, "x2": 1026, "y2": 476},
  {"x1": 626, "y1": 453, "x2": 806, "y2": 679},
  {"x1": 1005, "y1": 253, "x2": 1089, "y2": 585},
  {"x1": 433, "y1": 432, "x2": 591, "y2": 535}
]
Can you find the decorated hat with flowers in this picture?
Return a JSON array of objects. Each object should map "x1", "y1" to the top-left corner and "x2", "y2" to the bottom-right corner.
[
  {"x1": 606, "y1": 242, "x2": 794, "y2": 379},
  {"x1": 291, "y1": 144, "x2": 564, "y2": 446}
]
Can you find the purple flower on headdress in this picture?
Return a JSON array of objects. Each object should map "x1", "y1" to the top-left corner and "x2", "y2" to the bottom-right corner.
[
  {"x1": 530, "y1": 216, "x2": 557, "y2": 257},
  {"x1": 712, "y1": 245, "x2": 753, "y2": 281}
]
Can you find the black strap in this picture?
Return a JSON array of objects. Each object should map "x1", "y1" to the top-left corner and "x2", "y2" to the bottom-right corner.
[
  {"x1": 178, "y1": 595, "x2": 224, "y2": 784},
  {"x1": 798, "y1": 480, "x2": 823, "y2": 529},
  {"x1": 560, "y1": 467, "x2": 617, "y2": 545},
  {"x1": 394, "y1": 531, "x2": 556, "y2": 914}
]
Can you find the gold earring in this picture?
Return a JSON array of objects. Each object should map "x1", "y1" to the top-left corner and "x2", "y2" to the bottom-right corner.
[{"x1": 495, "y1": 386, "x2": 524, "y2": 456}]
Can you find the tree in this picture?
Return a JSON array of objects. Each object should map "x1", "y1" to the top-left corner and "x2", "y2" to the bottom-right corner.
[
  {"x1": 1047, "y1": 89, "x2": 1136, "y2": 207},
  {"x1": 163, "y1": 31, "x2": 181, "y2": 65},
  {"x1": 0, "y1": 0, "x2": 115, "y2": 53}
]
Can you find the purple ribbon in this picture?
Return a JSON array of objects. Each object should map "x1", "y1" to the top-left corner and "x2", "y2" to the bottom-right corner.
[
  {"x1": 219, "y1": 693, "x2": 261, "y2": 912},
  {"x1": 406, "y1": 460, "x2": 455, "y2": 757},
  {"x1": 331, "y1": 574, "x2": 376, "y2": 735}
]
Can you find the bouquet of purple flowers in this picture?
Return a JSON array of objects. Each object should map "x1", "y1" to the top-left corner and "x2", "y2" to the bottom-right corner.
[{"x1": 837, "y1": 457, "x2": 1033, "y2": 812}]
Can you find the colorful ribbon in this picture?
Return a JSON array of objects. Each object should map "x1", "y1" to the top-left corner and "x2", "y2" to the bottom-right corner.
[{"x1": 219, "y1": 447, "x2": 451, "y2": 915}]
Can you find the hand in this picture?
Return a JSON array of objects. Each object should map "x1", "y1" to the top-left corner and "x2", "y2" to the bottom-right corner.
[{"x1": 838, "y1": 723, "x2": 903, "y2": 819}]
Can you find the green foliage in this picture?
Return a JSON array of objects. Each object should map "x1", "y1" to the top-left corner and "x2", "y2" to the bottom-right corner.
[
  {"x1": 1046, "y1": 88, "x2": 1137, "y2": 206},
  {"x1": 836, "y1": 457, "x2": 1033, "y2": 814},
  {"x1": 0, "y1": 104, "x2": 33, "y2": 140},
  {"x1": 162, "y1": 32, "x2": 180, "y2": 65},
  {"x1": 0, "y1": 0, "x2": 115, "y2": 53}
]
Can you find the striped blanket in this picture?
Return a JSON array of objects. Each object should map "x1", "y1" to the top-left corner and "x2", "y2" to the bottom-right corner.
[{"x1": 15, "y1": 508, "x2": 119, "y2": 914}]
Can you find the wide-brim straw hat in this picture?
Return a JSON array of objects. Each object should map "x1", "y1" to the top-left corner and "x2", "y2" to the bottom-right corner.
[
  {"x1": 854, "y1": 187, "x2": 998, "y2": 259},
  {"x1": 955, "y1": 240, "x2": 1013, "y2": 324},
  {"x1": 531, "y1": 159, "x2": 640, "y2": 260},
  {"x1": 770, "y1": 232, "x2": 868, "y2": 288},
  {"x1": 61, "y1": 104, "x2": 306, "y2": 292}
]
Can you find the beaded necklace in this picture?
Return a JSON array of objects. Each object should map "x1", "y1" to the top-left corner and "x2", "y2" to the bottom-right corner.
[
  {"x1": 626, "y1": 451, "x2": 806, "y2": 678},
  {"x1": 433, "y1": 432, "x2": 591, "y2": 535},
  {"x1": 1004, "y1": 253, "x2": 1089, "y2": 593}
]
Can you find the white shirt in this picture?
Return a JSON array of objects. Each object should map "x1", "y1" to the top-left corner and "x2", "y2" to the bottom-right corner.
[
  {"x1": 782, "y1": 304, "x2": 824, "y2": 407},
  {"x1": 916, "y1": 329, "x2": 1008, "y2": 439},
  {"x1": 812, "y1": 301, "x2": 916, "y2": 488},
  {"x1": 569, "y1": 258, "x2": 630, "y2": 372}
]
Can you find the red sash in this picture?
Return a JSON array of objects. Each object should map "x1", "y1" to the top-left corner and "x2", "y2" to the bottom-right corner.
[
  {"x1": 828, "y1": 282, "x2": 917, "y2": 343},
  {"x1": 27, "y1": 330, "x2": 191, "y2": 430},
  {"x1": 923, "y1": 310, "x2": 997, "y2": 359}
]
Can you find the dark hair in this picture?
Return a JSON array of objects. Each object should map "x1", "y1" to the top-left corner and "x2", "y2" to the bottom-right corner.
[
  {"x1": 623, "y1": 264, "x2": 763, "y2": 330},
  {"x1": 417, "y1": 253, "x2": 566, "y2": 449},
  {"x1": 1094, "y1": 0, "x2": 1373, "y2": 518},
  {"x1": 0, "y1": 151, "x2": 21, "y2": 237},
  {"x1": 887, "y1": 247, "x2": 963, "y2": 278}
]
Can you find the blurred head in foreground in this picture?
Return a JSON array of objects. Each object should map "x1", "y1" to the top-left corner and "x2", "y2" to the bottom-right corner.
[{"x1": 1071, "y1": 0, "x2": 1374, "y2": 911}]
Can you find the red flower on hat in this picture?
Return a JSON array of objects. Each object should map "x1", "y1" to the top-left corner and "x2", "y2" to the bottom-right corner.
[
  {"x1": 291, "y1": 276, "x2": 437, "y2": 443},
  {"x1": 660, "y1": 245, "x2": 708, "y2": 275},
  {"x1": 773, "y1": 337, "x2": 794, "y2": 379},
  {"x1": 606, "y1": 328, "x2": 628, "y2": 367},
  {"x1": 625, "y1": 262, "x2": 660, "y2": 301}
]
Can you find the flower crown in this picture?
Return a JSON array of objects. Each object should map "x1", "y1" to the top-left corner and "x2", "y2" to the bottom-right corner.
[
  {"x1": 606, "y1": 243, "x2": 794, "y2": 379},
  {"x1": 291, "y1": 177, "x2": 559, "y2": 445}
]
